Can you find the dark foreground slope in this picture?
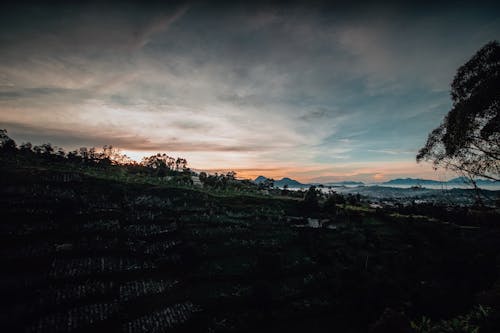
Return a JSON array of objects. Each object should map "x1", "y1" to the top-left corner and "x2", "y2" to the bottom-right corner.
[{"x1": 1, "y1": 165, "x2": 500, "y2": 332}]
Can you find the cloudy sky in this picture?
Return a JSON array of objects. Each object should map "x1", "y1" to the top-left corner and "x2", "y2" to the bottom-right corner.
[{"x1": 1, "y1": 1, "x2": 499, "y2": 182}]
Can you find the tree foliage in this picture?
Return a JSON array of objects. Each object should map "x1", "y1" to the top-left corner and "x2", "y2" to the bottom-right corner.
[
  {"x1": 417, "y1": 41, "x2": 500, "y2": 181},
  {"x1": 0, "y1": 129, "x2": 16, "y2": 153},
  {"x1": 301, "y1": 186, "x2": 320, "y2": 215}
]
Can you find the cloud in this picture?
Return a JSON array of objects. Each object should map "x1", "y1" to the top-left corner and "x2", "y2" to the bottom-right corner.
[
  {"x1": 366, "y1": 149, "x2": 414, "y2": 155},
  {"x1": 1, "y1": 1, "x2": 499, "y2": 181},
  {"x1": 1, "y1": 120, "x2": 266, "y2": 152},
  {"x1": 131, "y1": 4, "x2": 190, "y2": 50}
]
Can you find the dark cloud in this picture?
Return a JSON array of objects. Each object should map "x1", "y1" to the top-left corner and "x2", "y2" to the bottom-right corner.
[
  {"x1": 1, "y1": 1, "x2": 499, "y2": 180},
  {"x1": 299, "y1": 107, "x2": 331, "y2": 121},
  {"x1": 170, "y1": 120, "x2": 212, "y2": 131},
  {"x1": 0, "y1": 87, "x2": 89, "y2": 101},
  {"x1": 2, "y1": 121, "x2": 267, "y2": 152}
]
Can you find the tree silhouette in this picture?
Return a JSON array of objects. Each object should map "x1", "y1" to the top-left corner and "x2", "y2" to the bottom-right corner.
[
  {"x1": 417, "y1": 41, "x2": 500, "y2": 182},
  {"x1": 301, "y1": 186, "x2": 320, "y2": 215},
  {"x1": 19, "y1": 142, "x2": 33, "y2": 152},
  {"x1": 259, "y1": 178, "x2": 274, "y2": 190},
  {"x1": 198, "y1": 171, "x2": 208, "y2": 184},
  {"x1": 323, "y1": 191, "x2": 338, "y2": 215},
  {"x1": 0, "y1": 129, "x2": 16, "y2": 154}
]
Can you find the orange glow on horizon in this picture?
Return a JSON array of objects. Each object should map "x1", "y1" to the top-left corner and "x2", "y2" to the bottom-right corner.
[
  {"x1": 94, "y1": 149, "x2": 449, "y2": 184},
  {"x1": 199, "y1": 160, "x2": 444, "y2": 183}
]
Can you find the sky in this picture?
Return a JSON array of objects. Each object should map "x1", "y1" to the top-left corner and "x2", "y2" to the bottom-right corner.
[{"x1": 1, "y1": 1, "x2": 499, "y2": 183}]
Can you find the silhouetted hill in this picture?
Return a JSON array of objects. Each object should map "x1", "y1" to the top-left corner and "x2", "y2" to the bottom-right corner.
[
  {"x1": 447, "y1": 177, "x2": 499, "y2": 185},
  {"x1": 382, "y1": 178, "x2": 443, "y2": 185},
  {"x1": 254, "y1": 175, "x2": 268, "y2": 184},
  {"x1": 382, "y1": 177, "x2": 499, "y2": 186},
  {"x1": 324, "y1": 181, "x2": 365, "y2": 186},
  {"x1": 254, "y1": 176, "x2": 306, "y2": 187},
  {"x1": 275, "y1": 177, "x2": 305, "y2": 187}
]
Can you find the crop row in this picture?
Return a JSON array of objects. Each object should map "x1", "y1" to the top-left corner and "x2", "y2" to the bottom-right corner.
[
  {"x1": 119, "y1": 279, "x2": 178, "y2": 301},
  {"x1": 81, "y1": 220, "x2": 121, "y2": 233},
  {"x1": 143, "y1": 241, "x2": 181, "y2": 256},
  {"x1": 123, "y1": 302, "x2": 200, "y2": 333},
  {"x1": 187, "y1": 225, "x2": 249, "y2": 239},
  {"x1": 49, "y1": 257, "x2": 156, "y2": 278},
  {"x1": 27, "y1": 302, "x2": 119, "y2": 333},
  {"x1": 36, "y1": 281, "x2": 115, "y2": 307},
  {"x1": 124, "y1": 224, "x2": 176, "y2": 238}
]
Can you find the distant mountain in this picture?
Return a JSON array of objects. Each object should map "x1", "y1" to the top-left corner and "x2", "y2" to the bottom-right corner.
[
  {"x1": 324, "y1": 181, "x2": 365, "y2": 186},
  {"x1": 382, "y1": 177, "x2": 499, "y2": 186},
  {"x1": 447, "y1": 177, "x2": 499, "y2": 185},
  {"x1": 274, "y1": 177, "x2": 305, "y2": 187},
  {"x1": 255, "y1": 176, "x2": 498, "y2": 188},
  {"x1": 253, "y1": 176, "x2": 306, "y2": 187},
  {"x1": 254, "y1": 176, "x2": 268, "y2": 184},
  {"x1": 382, "y1": 178, "x2": 443, "y2": 186},
  {"x1": 447, "y1": 177, "x2": 470, "y2": 184}
]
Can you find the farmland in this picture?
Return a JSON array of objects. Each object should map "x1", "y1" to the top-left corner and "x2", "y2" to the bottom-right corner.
[{"x1": 1, "y1": 160, "x2": 500, "y2": 332}]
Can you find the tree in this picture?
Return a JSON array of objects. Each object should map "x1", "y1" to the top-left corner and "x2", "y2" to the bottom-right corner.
[
  {"x1": 19, "y1": 142, "x2": 32, "y2": 152},
  {"x1": 0, "y1": 129, "x2": 16, "y2": 154},
  {"x1": 199, "y1": 171, "x2": 208, "y2": 184},
  {"x1": 301, "y1": 186, "x2": 320, "y2": 215},
  {"x1": 259, "y1": 178, "x2": 274, "y2": 190},
  {"x1": 226, "y1": 171, "x2": 237, "y2": 180},
  {"x1": 40, "y1": 143, "x2": 55, "y2": 156},
  {"x1": 323, "y1": 191, "x2": 338, "y2": 215},
  {"x1": 417, "y1": 41, "x2": 500, "y2": 183},
  {"x1": 175, "y1": 157, "x2": 187, "y2": 171}
]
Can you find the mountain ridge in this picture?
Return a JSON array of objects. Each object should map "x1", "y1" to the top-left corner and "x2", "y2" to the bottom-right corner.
[
  {"x1": 253, "y1": 175, "x2": 499, "y2": 188},
  {"x1": 253, "y1": 175, "x2": 306, "y2": 187},
  {"x1": 382, "y1": 177, "x2": 499, "y2": 186}
]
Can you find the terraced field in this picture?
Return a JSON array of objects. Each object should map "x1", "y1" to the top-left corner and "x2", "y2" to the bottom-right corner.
[
  {"x1": 0, "y1": 170, "x2": 194, "y2": 331},
  {"x1": 1, "y1": 167, "x2": 500, "y2": 332}
]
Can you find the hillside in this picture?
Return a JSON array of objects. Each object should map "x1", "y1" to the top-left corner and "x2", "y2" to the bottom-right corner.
[{"x1": 1, "y1": 156, "x2": 500, "y2": 332}]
